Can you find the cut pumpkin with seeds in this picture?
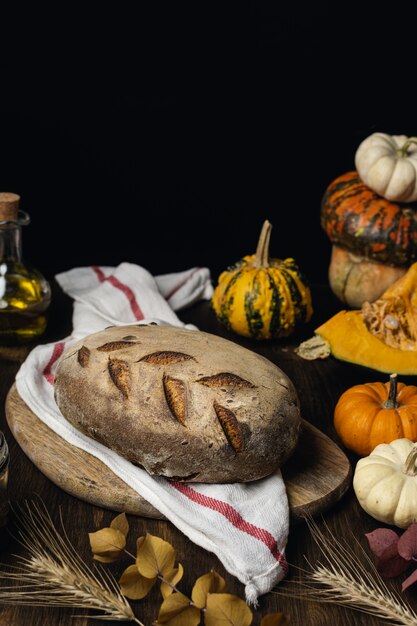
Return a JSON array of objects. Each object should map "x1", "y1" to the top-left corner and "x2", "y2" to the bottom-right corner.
[{"x1": 299, "y1": 262, "x2": 417, "y2": 374}]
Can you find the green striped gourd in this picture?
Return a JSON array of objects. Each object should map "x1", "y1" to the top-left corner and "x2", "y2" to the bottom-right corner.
[{"x1": 212, "y1": 220, "x2": 313, "y2": 339}]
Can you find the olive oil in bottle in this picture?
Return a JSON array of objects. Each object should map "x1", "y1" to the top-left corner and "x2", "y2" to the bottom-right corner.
[{"x1": 0, "y1": 193, "x2": 51, "y2": 345}]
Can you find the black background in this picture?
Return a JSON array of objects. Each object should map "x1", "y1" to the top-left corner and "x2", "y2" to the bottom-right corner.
[{"x1": 0, "y1": 4, "x2": 414, "y2": 287}]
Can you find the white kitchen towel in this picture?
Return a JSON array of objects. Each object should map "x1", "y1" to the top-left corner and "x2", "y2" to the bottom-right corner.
[{"x1": 16, "y1": 262, "x2": 289, "y2": 604}]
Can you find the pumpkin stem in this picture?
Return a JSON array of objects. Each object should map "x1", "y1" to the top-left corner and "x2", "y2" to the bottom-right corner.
[
  {"x1": 254, "y1": 220, "x2": 272, "y2": 268},
  {"x1": 404, "y1": 445, "x2": 417, "y2": 476},
  {"x1": 397, "y1": 137, "x2": 417, "y2": 157},
  {"x1": 383, "y1": 373, "x2": 399, "y2": 409}
]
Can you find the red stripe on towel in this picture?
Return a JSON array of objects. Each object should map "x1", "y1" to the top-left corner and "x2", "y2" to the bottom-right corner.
[
  {"x1": 91, "y1": 265, "x2": 106, "y2": 282},
  {"x1": 170, "y1": 481, "x2": 288, "y2": 571},
  {"x1": 43, "y1": 341, "x2": 66, "y2": 384},
  {"x1": 165, "y1": 267, "x2": 200, "y2": 301},
  {"x1": 91, "y1": 265, "x2": 144, "y2": 320}
]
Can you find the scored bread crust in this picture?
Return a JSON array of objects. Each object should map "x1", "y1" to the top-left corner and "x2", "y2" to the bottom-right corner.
[{"x1": 54, "y1": 325, "x2": 301, "y2": 483}]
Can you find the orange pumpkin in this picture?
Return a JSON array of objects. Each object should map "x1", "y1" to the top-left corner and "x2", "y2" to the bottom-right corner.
[{"x1": 334, "y1": 374, "x2": 417, "y2": 456}]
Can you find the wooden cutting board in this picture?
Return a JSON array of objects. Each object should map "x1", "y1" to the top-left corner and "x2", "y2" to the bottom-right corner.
[{"x1": 6, "y1": 383, "x2": 351, "y2": 522}]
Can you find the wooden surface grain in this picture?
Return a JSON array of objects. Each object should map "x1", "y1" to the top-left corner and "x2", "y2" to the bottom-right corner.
[{"x1": 0, "y1": 282, "x2": 415, "y2": 626}]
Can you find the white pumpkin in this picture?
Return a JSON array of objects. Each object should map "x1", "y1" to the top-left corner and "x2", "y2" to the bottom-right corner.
[
  {"x1": 355, "y1": 133, "x2": 417, "y2": 203},
  {"x1": 353, "y1": 438, "x2": 417, "y2": 528}
]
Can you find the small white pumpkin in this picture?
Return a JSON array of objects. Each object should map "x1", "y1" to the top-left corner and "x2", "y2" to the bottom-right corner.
[
  {"x1": 355, "y1": 132, "x2": 417, "y2": 203},
  {"x1": 353, "y1": 438, "x2": 417, "y2": 528}
]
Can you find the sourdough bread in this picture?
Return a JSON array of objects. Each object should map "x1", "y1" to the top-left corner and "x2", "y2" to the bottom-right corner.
[{"x1": 54, "y1": 325, "x2": 300, "y2": 482}]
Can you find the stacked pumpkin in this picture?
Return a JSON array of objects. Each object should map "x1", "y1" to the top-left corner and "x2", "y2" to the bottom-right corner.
[
  {"x1": 335, "y1": 373, "x2": 417, "y2": 529},
  {"x1": 304, "y1": 132, "x2": 417, "y2": 526},
  {"x1": 322, "y1": 133, "x2": 417, "y2": 308}
]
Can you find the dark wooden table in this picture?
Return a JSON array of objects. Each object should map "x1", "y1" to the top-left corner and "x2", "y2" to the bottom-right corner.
[{"x1": 0, "y1": 283, "x2": 415, "y2": 626}]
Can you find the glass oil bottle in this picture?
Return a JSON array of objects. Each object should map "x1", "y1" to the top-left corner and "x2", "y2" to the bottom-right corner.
[{"x1": 0, "y1": 193, "x2": 51, "y2": 344}]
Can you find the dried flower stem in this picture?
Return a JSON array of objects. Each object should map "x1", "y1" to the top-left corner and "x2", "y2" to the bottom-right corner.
[
  {"x1": 277, "y1": 517, "x2": 417, "y2": 625},
  {"x1": 0, "y1": 501, "x2": 144, "y2": 624}
]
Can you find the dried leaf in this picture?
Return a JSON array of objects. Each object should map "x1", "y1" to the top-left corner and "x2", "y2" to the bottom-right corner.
[
  {"x1": 366, "y1": 528, "x2": 400, "y2": 558},
  {"x1": 402, "y1": 567, "x2": 417, "y2": 591},
  {"x1": 110, "y1": 512, "x2": 129, "y2": 537},
  {"x1": 119, "y1": 564, "x2": 156, "y2": 599},
  {"x1": 377, "y1": 542, "x2": 409, "y2": 579},
  {"x1": 136, "y1": 533, "x2": 176, "y2": 579},
  {"x1": 205, "y1": 593, "x2": 253, "y2": 626},
  {"x1": 156, "y1": 591, "x2": 200, "y2": 625},
  {"x1": 160, "y1": 563, "x2": 184, "y2": 599},
  {"x1": 191, "y1": 570, "x2": 226, "y2": 609},
  {"x1": 366, "y1": 528, "x2": 409, "y2": 578},
  {"x1": 398, "y1": 523, "x2": 417, "y2": 561},
  {"x1": 88, "y1": 527, "x2": 126, "y2": 563},
  {"x1": 296, "y1": 516, "x2": 417, "y2": 619},
  {"x1": 0, "y1": 500, "x2": 137, "y2": 622},
  {"x1": 260, "y1": 613, "x2": 291, "y2": 626}
]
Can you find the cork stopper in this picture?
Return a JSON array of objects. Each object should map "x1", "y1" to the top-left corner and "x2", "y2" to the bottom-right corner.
[{"x1": 0, "y1": 193, "x2": 20, "y2": 221}]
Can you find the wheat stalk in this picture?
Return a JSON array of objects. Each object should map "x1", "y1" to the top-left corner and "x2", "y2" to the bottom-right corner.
[
  {"x1": 276, "y1": 517, "x2": 417, "y2": 626},
  {"x1": 0, "y1": 501, "x2": 144, "y2": 624}
]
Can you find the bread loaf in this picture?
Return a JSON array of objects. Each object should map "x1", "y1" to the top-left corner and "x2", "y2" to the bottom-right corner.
[{"x1": 54, "y1": 325, "x2": 301, "y2": 482}]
